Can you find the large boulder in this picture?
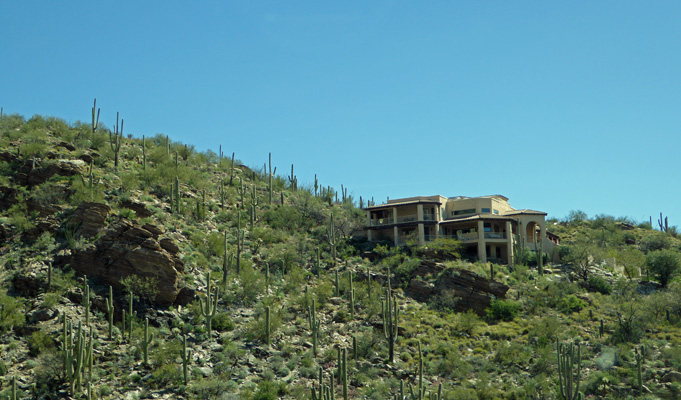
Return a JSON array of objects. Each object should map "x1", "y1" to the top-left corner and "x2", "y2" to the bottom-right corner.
[
  {"x1": 69, "y1": 202, "x2": 110, "y2": 238},
  {"x1": 59, "y1": 219, "x2": 184, "y2": 306},
  {"x1": 405, "y1": 260, "x2": 509, "y2": 315}
]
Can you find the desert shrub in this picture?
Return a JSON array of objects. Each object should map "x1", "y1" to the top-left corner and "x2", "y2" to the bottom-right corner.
[
  {"x1": 392, "y1": 257, "x2": 421, "y2": 288},
  {"x1": 640, "y1": 232, "x2": 671, "y2": 253},
  {"x1": 246, "y1": 301, "x2": 282, "y2": 344},
  {"x1": 430, "y1": 289, "x2": 460, "y2": 312},
  {"x1": 118, "y1": 207, "x2": 137, "y2": 220},
  {"x1": 415, "y1": 238, "x2": 461, "y2": 260},
  {"x1": 588, "y1": 276, "x2": 612, "y2": 294},
  {"x1": 252, "y1": 379, "x2": 288, "y2": 400},
  {"x1": 557, "y1": 294, "x2": 587, "y2": 314},
  {"x1": 32, "y1": 350, "x2": 63, "y2": 397},
  {"x1": 0, "y1": 290, "x2": 25, "y2": 333},
  {"x1": 28, "y1": 330, "x2": 55, "y2": 356},
  {"x1": 121, "y1": 274, "x2": 160, "y2": 303},
  {"x1": 188, "y1": 376, "x2": 236, "y2": 398},
  {"x1": 646, "y1": 249, "x2": 681, "y2": 287},
  {"x1": 486, "y1": 299, "x2": 520, "y2": 322},
  {"x1": 212, "y1": 312, "x2": 235, "y2": 332},
  {"x1": 30, "y1": 181, "x2": 68, "y2": 207}
]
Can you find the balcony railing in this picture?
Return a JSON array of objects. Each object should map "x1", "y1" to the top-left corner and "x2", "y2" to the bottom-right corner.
[
  {"x1": 368, "y1": 218, "x2": 394, "y2": 226},
  {"x1": 484, "y1": 232, "x2": 507, "y2": 239},
  {"x1": 427, "y1": 233, "x2": 479, "y2": 241},
  {"x1": 369, "y1": 213, "x2": 438, "y2": 226}
]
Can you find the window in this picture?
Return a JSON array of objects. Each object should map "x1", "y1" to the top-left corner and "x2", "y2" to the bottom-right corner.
[
  {"x1": 493, "y1": 209, "x2": 499, "y2": 215},
  {"x1": 453, "y1": 208, "x2": 476, "y2": 216},
  {"x1": 484, "y1": 223, "x2": 492, "y2": 232},
  {"x1": 482, "y1": 208, "x2": 491, "y2": 213}
]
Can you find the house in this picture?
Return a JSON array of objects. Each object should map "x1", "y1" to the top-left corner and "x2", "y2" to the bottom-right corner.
[{"x1": 364, "y1": 194, "x2": 558, "y2": 265}]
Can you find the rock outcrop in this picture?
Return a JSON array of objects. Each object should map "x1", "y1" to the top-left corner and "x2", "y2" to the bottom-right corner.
[
  {"x1": 69, "y1": 202, "x2": 111, "y2": 238},
  {"x1": 15, "y1": 159, "x2": 85, "y2": 187},
  {"x1": 57, "y1": 215, "x2": 185, "y2": 306},
  {"x1": 405, "y1": 260, "x2": 509, "y2": 315}
]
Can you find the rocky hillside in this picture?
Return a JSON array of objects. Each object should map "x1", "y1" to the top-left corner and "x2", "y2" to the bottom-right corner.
[{"x1": 1, "y1": 112, "x2": 680, "y2": 399}]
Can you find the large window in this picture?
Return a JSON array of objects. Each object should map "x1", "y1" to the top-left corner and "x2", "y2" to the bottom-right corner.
[
  {"x1": 453, "y1": 208, "x2": 476, "y2": 216},
  {"x1": 482, "y1": 208, "x2": 491, "y2": 213},
  {"x1": 484, "y1": 223, "x2": 492, "y2": 232}
]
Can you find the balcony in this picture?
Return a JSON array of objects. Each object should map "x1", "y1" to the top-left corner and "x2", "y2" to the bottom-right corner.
[
  {"x1": 484, "y1": 232, "x2": 507, "y2": 239},
  {"x1": 368, "y1": 213, "x2": 438, "y2": 227},
  {"x1": 426, "y1": 233, "x2": 479, "y2": 242}
]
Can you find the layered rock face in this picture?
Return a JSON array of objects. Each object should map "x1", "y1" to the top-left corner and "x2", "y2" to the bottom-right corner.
[
  {"x1": 58, "y1": 203, "x2": 184, "y2": 306},
  {"x1": 405, "y1": 260, "x2": 509, "y2": 315}
]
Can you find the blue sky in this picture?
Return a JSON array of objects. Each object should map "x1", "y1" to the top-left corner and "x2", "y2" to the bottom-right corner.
[{"x1": 1, "y1": 1, "x2": 680, "y2": 227}]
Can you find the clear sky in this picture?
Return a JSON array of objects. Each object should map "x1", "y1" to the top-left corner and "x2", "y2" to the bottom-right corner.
[{"x1": 1, "y1": 1, "x2": 679, "y2": 227}]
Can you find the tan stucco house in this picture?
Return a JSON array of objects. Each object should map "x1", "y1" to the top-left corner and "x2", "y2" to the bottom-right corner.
[{"x1": 364, "y1": 194, "x2": 559, "y2": 265}]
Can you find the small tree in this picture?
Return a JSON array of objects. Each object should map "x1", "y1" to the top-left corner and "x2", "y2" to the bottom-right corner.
[{"x1": 646, "y1": 249, "x2": 681, "y2": 287}]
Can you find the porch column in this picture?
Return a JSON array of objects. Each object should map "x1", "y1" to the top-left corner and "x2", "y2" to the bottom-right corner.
[
  {"x1": 368, "y1": 229, "x2": 373, "y2": 241},
  {"x1": 434, "y1": 223, "x2": 440, "y2": 239},
  {"x1": 417, "y1": 204, "x2": 424, "y2": 220},
  {"x1": 418, "y1": 223, "x2": 425, "y2": 245},
  {"x1": 392, "y1": 207, "x2": 398, "y2": 224},
  {"x1": 366, "y1": 210, "x2": 371, "y2": 226},
  {"x1": 477, "y1": 220, "x2": 487, "y2": 263},
  {"x1": 505, "y1": 220, "x2": 513, "y2": 266},
  {"x1": 394, "y1": 226, "x2": 399, "y2": 246}
]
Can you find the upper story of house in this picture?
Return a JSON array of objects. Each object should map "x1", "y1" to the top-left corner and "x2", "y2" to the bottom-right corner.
[{"x1": 365, "y1": 194, "x2": 540, "y2": 223}]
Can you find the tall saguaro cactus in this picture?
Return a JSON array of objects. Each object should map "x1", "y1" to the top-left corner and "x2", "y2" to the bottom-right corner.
[
  {"x1": 105, "y1": 285, "x2": 114, "y2": 339},
  {"x1": 142, "y1": 317, "x2": 154, "y2": 366},
  {"x1": 200, "y1": 272, "x2": 219, "y2": 338},
  {"x1": 383, "y1": 288, "x2": 399, "y2": 363},
  {"x1": 110, "y1": 112, "x2": 123, "y2": 171},
  {"x1": 557, "y1": 340, "x2": 582, "y2": 400},
  {"x1": 308, "y1": 299, "x2": 320, "y2": 356},
  {"x1": 181, "y1": 334, "x2": 191, "y2": 385},
  {"x1": 91, "y1": 98, "x2": 100, "y2": 138},
  {"x1": 328, "y1": 213, "x2": 337, "y2": 267}
]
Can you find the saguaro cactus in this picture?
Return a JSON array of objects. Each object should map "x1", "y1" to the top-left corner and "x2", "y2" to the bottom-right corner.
[
  {"x1": 308, "y1": 299, "x2": 320, "y2": 356},
  {"x1": 91, "y1": 98, "x2": 100, "y2": 138},
  {"x1": 557, "y1": 340, "x2": 582, "y2": 400},
  {"x1": 142, "y1": 317, "x2": 154, "y2": 366},
  {"x1": 288, "y1": 164, "x2": 297, "y2": 191},
  {"x1": 236, "y1": 211, "x2": 245, "y2": 274},
  {"x1": 110, "y1": 112, "x2": 123, "y2": 170},
  {"x1": 181, "y1": 334, "x2": 191, "y2": 384},
  {"x1": 105, "y1": 285, "x2": 114, "y2": 339},
  {"x1": 82, "y1": 276, "x2": 90, "y2": 326},
  {"x1": 265, "y1": 305, "x2": 271, "y2": 346},
  {"x1": 328, "y1": 213, "x2": 337, "y2": 266},
  {"x1": 383, "y1": 288, "x2": 399, "y2": 363},
  {"x1": 200, "y1": 273, "x2": 219, "y2": 338}
]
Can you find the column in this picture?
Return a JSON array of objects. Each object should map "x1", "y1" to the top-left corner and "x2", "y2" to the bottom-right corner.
[
  {"x1": 477, "y1": 220, "x2": 487, "y2": 263},
  {"x1": 505, "y1": 220, "x2": 513, "y2": 266},
  {"x1": 394, "y1": 226, "x2": 399, "y2": 246},
  {"x1": 417, "y1": 204, "x2": 424, "y2": 221},
  {"x1": 392, "y1": 207, "x2": 398, "y2": 224},
  {"x1": 418, "y1": 223, "x2": 425, "y2": 245}
]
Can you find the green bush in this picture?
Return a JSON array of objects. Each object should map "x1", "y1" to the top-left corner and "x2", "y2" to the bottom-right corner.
[
  {"x1": 557, "y1": 294, "x2": 587, "y2": 314},
  {"x1": 588, "y1": 276, "x2": 612, "y2": 294},
  {"x1": 28, "y1": 330, "x2": 55, "y2": 356},
  {"x1": 253, "y1": 379, "x2": 288, "y2": 400},
  {"x1": 486, "y1": 299, "x2": 520, "y2": 322},
  {"x1": 646, "y1": 249, "x2": 681, "y2": 287},
  {"x1": 0, "y1": 290, "x2": 25, "y2": 333}
]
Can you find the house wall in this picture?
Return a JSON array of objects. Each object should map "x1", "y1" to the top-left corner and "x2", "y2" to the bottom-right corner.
[{"x1": 444, "y1": 198, "x2": 493, "y2": 219}]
